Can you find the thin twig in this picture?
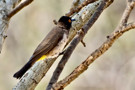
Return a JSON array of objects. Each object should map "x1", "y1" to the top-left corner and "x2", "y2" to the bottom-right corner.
[
  {"x1": 81, "y1": 39, "x2": 86, "y2": 47},
  {"x1": 52, "y1": 1, "x2": 135, "y2": 90},
  {"x1": 118, "y1": 0, "x2": 135, "y2": 28},
  {"x1": 7, "y1": 0, "x2": 33, "y2": 19},
  {"x1": 53, "y1": 20, "x2": 58, "y2": 25},
  {"x1": 108, "y1": 0, "x2": 135, "y2": 38},
  {"x1": 124, "y1": 22, "x2": 135, "y2": 31}
]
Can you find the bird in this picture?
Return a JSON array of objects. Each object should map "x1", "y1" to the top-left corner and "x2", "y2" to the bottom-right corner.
[{"x1": 13, "y1": 16, "x2": 75, "y2": 79}]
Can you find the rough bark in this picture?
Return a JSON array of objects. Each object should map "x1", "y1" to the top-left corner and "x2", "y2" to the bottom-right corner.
[
  {"x1": 13, "y1": 58, "x2": 56, "y2": 90},
  {"x1": 13, "y1": 0, "x2": 111, "y2": 90},
  {"x1": 0, "y1": 0, "x2": 33, "y2": 53},
  {"x1": 12, "y1": 0, "x2": 135, "y2": 90}
]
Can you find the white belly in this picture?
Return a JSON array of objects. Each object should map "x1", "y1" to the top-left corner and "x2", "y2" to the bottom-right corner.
[{"x1": 46, "y1": 34, "x2": 68, "y2": 58}]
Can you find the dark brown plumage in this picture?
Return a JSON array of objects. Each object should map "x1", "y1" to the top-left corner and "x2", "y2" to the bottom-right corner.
[{"x1": 13, "y1": 16, "x2": 75, "y2": 79}]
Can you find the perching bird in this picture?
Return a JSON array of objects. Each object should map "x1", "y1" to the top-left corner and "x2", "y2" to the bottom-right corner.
[{"x1": 13, "y1": 16, "x2": 75, "y2": 79}]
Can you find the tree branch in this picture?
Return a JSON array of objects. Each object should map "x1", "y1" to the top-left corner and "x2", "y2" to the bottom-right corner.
[
  {"x1": 13, "y1": 0, "x2": 112, "y2": 89},
  {"x1": 7, "y1": 0, "x2": 34, "y2": 19},
  {"x1": 67, "y1": 0, "x2": 113, "y2": 44},
  {"x1": 66, "y1": 0, "x2": 98, "y2": 16},
  {"x1": 0, "y1": 0, "x2": 33, "y2": 53},
  {"x1": 13, "y1": 58, "x2": 57, "y2": 90},
  {"x1": 48, "y1": 0, "x2": 112, "y2": 89},
  {"x1": 52, "y1": 0, "x2": 135, "y2": 89},
  {"x1": 118, "y1": 0, "x2": 135, "y2": 28}
]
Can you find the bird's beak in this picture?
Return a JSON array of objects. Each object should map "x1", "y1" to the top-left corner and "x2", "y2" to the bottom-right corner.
[{"x1": 71, "y1": 19, "x2": 76, "y2": 21}]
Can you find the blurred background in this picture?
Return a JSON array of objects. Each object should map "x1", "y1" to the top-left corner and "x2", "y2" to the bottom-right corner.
[{"x1": 0, "y1": 0, "x2": 135, "y2": 90}]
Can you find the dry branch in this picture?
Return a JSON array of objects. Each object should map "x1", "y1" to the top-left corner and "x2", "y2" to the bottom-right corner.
[
  {"x1": 13, "y1": 0, "x2": 112, "y2": 89},
  {"x1": 7, "y1": 0, "x2": 33, "y2": 19},
  {"x1": 0, "y1": 0, "x2": 33, "y2": 53},
  {"x1": 52, "y1": 0, "x2": 135, "y2": 89},
  {"x1": 13, "y1": 58, "x2": 57, "y2": 90},
  {"x1": 46, "y1": 0, "x2": 109, "y2": 90},
  {"x1": 13, "y1": 0, "x2": 135, "y2": 90},
  {"x1": 67, "y1": 0, "x2": 109, "y2": 43},
  {"x1": 66, "y1": 0, "x2": 98, "y2": 16},
  {"x1": 51, "y1": 0, "x2": 107, "y2": 89}
]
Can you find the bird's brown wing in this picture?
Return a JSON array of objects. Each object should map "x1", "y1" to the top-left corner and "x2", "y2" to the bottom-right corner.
[
  {"x1": 29, "y1": 26, "x2": 65, "y2": 62},
  {"x1": 13, "y1": 27, "x2": 66, "y2": 79}
]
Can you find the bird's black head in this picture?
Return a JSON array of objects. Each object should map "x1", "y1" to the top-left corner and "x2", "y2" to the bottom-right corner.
[{"x1": 58, "y1": 16, "x2": 75, "y2": 30}]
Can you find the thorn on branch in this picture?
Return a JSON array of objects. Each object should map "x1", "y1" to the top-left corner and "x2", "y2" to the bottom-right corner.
[
  {"x1": 53, "y1": 20, "x2": 58, "y2": 25},
  {"x1": 77, "y1": 28, "x2": 86, "y2": 47},
  {"x1": 106, "y1": 35, "x2": 110, "y2": 39},
  {"x1": 81, "y1": 39, "x2": 86, "y2": 47},
  {"x1": 59, "y1": 50, "x2": 65, "y2": 55},
  {"x1": 3, "y1": 35, "x2": 7, "y2": 39}
]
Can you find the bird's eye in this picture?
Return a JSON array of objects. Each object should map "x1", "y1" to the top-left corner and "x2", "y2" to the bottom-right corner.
[{"x1": 68, "y1": 19, "x2": 71, "y2": 23}]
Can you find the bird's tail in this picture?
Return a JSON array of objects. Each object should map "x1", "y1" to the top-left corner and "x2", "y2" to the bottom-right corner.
[
  {"x1": 13, "y1": 61, "x2": 32, "y2": 79},
  {"x1": 13, "y1": 55, "x2": 46, "y2": 79}
]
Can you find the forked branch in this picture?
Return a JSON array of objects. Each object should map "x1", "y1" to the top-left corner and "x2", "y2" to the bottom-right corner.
[{"x1": 52, "y1": 0, "x2": 135, "y2": 89}]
